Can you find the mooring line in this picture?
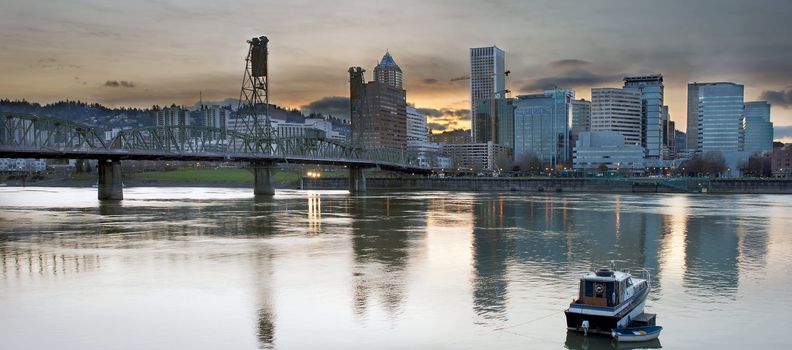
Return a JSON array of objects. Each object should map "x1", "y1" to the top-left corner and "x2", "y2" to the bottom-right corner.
[{"x1": 494, "y1": 308, "x2": 565, "y2": 331}]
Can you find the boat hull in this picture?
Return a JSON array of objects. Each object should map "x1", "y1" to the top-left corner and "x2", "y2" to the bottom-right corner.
[{"x1": 612, "y1": 326, "x2": 663, "y2": 342}]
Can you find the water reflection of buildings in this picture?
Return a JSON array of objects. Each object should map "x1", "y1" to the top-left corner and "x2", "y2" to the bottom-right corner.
[
  {"x1": 681, "y1": 208, "x2": 768, "y2": 297},
  {"x1": 471, "y1": 195, "x2": 512, "y2": 320},
  {"x1": 469, "y1": 194, "x2": 663, "y2": 321},
  {"x1": 348, "y1": 196, "x2": 427, "y2": 318},
  {"x1": 0, "y1": 244, "x2": 103, "y2": 281},
  {"x1": 468, "y1": 194, "x2": 774, "y2": 318},
  {"x1": 253, "y1": 247, "x2": 276, "y2": 349}
]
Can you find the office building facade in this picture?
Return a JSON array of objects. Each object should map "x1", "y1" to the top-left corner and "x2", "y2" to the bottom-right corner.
[
  {"x1": 513, "y1": 89, "x2": 574, "y2": 166},
  {"x1": 200, "y1": 105, "x2": 230, "y2": 130},
  {"x1": 695, "y1": 82, "x2": 744, "y2": 153},
  {"x1": 742, "y1": 101, "x2": 773, "y2": 155},
  {"x1": 573, "y1": 131, "x2": 645, "y2": 171},
  {"x1": 155, "y1": 106, "x2": 191, "y2": 127},
  {"x1": 349, "y1": 52, "x2": 408, "y2": 149},
  {"x1": 470, "y1": 46, "x2": 506, "y2": 143},
  {"x1": 624, "y1": 74, "x2": 665, "y2": 159},
  {"x1": 591, "y1": 88, "x2": 642, "y2": 146},
  {"x1": 473, "y1": 98, "x2": 515, "y2": 148},
  {"x1": 406, "y1": 106, "x2": 428, "y2": 142},
  {"x1": 570, "y1": 99, "x2": 592, "y2": 140},
  {"x1": 687, "y1": 83, "x2": 701, "y2": 149},
  {"x1": 442, "y1": 141, "x2": 511, "y2": 172}
]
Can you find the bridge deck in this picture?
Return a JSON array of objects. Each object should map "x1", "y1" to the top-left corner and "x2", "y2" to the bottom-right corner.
[{"x1": 0, "y1": 146, "x2": 431, "y2": 174}]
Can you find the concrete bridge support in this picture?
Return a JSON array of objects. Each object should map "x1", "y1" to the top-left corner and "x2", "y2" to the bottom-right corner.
[
  {"x1": 98, "y1": 159, "x2": 123, "y2": 200},
  {"x1": 349, "y1": 167, "x2": 366, "y2": 194},
  {"x1": 253, "y1": 163, "x2": 276, "y2": 196}
]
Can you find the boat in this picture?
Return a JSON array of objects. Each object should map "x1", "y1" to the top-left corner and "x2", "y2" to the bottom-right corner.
[
  {"x1": 612, "y1": 326, "x2": 663, "y2": 342},
  {"x1": 564, "y1": 330, "x2": 662, "y2": 350},
  {"x1": 564, "y1": 268, "x2": 652, "y2": 335}
]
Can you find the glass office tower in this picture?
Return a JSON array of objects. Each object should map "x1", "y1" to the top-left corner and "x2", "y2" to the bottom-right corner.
[
  {"x1": 470, "y1": 46, "x2": 506, "y2": 143},
  {"x1": 624, "y1": 74, "x2": 664, "y2": 159},
  {"x1": 513, "y1": 89, "x2": 574, "y2": 166},
  {"x1": 742, "y1": 101, "x2": 773, "y2": 155},
  {"x1": 696, "y1": 82, "x2": 744, "y2": 153}
]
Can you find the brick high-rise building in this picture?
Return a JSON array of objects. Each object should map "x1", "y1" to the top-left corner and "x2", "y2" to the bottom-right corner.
[{"x1": 349, "y1": 52, "x2": 408, "y2": 149}]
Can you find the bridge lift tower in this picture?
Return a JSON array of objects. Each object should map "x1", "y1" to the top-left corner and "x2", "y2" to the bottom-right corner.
[{"x1": 239, "y1": 36, "x2": 276, "y2": 196}]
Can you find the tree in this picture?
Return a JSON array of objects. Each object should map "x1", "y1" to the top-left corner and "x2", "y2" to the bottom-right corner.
[
  {"x1": 741, "y1": 154, "x2": 772, "y2": 177},
  {"x1": 516, "y1": 152, "x2": 542, "y2": 175},
  {"x1": 679, "y1": 151, "x2": 728, "y2": 177},
  {"x1": 597, "y1": 163, "x2": 608, "y2": 173}
]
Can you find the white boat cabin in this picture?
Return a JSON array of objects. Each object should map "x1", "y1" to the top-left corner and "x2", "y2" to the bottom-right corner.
[{"x1": 575, "y1": 269, "x2": 638, "y2": 308}]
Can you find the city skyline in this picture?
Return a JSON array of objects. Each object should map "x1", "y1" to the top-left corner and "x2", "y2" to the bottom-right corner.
[{"x1": 1, "y1": 0, "x2": 792, "y2": 142}]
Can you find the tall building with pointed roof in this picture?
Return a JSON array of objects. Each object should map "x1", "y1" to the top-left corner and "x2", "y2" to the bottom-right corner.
[
  {"x1": 374, "y1": 51, "x2": 403, "y2": 89},
  {"x1": 349, "y1": 51, "x2": 408, "y2": 149}
]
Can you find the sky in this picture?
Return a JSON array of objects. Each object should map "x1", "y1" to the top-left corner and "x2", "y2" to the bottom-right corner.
[{"x1": 1, "y1": 0, "x2": 791, "y2": 141}]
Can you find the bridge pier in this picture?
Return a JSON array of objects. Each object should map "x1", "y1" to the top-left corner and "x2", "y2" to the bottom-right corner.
[
  {"x1": 253, "y1": 163, "x2": 276, "y2": 196},
  {"x1": 349, "y1": 167, "x2": 367, "y2": 194},
  {"x1": 98, "y1": 159, "x2": 123, "y2": 200}
]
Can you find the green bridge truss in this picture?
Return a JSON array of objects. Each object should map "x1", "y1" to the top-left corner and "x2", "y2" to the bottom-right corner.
[{"x1": 0, "y1": 112, "x2": 428, "y2": 172}]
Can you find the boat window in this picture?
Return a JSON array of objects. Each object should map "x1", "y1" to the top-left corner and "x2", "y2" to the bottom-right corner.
[
  {"x1": 626, "y1": 278, "x2": 633, "y2": 288},
  {"x1": 584, "y1": 281, "x2": 593, "y2": 297}
]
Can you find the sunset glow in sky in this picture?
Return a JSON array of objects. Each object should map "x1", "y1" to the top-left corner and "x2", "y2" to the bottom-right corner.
[{"x1": 1, "y1": 0, "x2": 791, "y2": 139}]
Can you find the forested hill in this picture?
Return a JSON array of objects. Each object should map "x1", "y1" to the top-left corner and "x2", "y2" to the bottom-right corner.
[
  {"x1": 0, "y1": 99, "x2": 152, "y2": 130},
  {"x1": 0, "y1": 99, "x2": 349, "y2": 132}
]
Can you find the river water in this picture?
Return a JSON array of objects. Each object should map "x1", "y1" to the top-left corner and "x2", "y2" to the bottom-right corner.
[{"x1": 0, "y1": 187, "x2": 790, "y2": 349}]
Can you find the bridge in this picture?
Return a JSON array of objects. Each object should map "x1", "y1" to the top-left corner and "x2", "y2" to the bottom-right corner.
[{"x1": 0, "y1": 112, "x2": 430, "y2": 199}]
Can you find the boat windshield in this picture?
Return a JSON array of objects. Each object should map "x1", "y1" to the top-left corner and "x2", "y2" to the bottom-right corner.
[{"x1": 579, "y1": 280, "x2": 619, "y2": 307}]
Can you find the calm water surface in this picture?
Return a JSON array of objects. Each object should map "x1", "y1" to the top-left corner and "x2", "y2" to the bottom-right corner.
[{"x1": 1, "y1": 187, "x2": 790, "y2": 349}]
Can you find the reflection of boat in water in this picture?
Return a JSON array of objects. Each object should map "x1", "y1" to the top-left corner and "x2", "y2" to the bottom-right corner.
[
  {"x1": 612, "y1": 326, "x2": 662, "y2": 342},
  {"x1": 565, "y1": 269, "x2": 653, "y2": 335},
  {"x1": 565, "y1": 330, "x2": 662, "y2": 350}
]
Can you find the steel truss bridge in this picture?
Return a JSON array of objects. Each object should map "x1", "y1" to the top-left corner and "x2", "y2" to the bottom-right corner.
[{"x1": 0, "y1": 112, "x2": 430, "y2": 199}]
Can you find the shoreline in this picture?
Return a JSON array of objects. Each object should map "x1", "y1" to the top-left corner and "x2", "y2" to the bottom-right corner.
[{"x1": 4, "y1": 176, "x2": 791, "y2": 194}]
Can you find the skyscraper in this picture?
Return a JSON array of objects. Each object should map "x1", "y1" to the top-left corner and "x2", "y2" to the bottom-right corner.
[
  {"x1": 406, "y1": 106, "x2": 428, "y2": 142},
  {"x1": 742, "y1": 101, "x2": 773, "y2": 155},
  {"x1": 687, "y1": 83, "x2": 702, "y2": 149},
  {"x1": 513, "y1": 89, "x2": 574, "y2": 166},
  {"x1": 623, "y1": 74, "x2": 664, "y2": 159},
  {"x1": 695, "y1": 82, "x2": 744, "y2": 154},
  {"x1": 570, "y1": 99, "x2": 592, "y2": 140},
  {"x1": 349, "y1": 52, "x2": 408, "y2": 149},
  {"x1": 473, "y1": 98, "x2": 515, "y2": 149},
  {"x1": 470, "y1": 46, "x2": 506, "y2": 143},
  {"x1": 374, "y1": 52, "x2": 403, "y2": 89},
  {"x1": 591, "y1": 88, "x2": 642, "y2": 146}
]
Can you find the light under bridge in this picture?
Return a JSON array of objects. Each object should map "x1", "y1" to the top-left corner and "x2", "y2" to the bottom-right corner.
[{"x1": 0, "y1": 112, "x2": 430, "y2": 199}]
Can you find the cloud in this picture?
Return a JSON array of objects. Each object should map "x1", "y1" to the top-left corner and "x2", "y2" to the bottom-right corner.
[
  {"x1": 549, "y1": 59, "x2": 590, "y2": 69},
  {"x1": 422, "y1": 78, "x2": 438, "y2": 84},
  {"x1": 428, "y1": 122, "x2": 448, "y2": 131},
  {"x1": 416, "y1": 107, "x2": 470, "y2": 119},
  {"x1": 300, "y1": 96, "x2": 350, "y2": 119},
  {"x1": 760, "y1": 88, "x2": 792, "y2": 108},
  {"x1": 775, "y1": 125, "x2": 792, "y2": 140},
  {"x1": 103, "y1": 80, "x2": 135, "y2": 88},
  {"x1": 417, "y1": 107, "x2": 443, "y2": 117},
  {"x1": 520, "y1": 69, "x2": 621, "y2": 92}
]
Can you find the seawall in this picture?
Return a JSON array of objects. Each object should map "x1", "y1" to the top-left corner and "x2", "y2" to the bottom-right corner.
[{"x1": 301, "y1": 177, "x2": 792, "y2": 194}]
